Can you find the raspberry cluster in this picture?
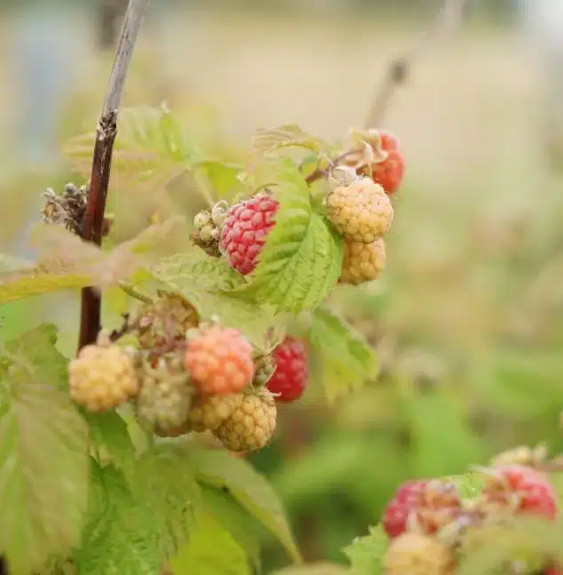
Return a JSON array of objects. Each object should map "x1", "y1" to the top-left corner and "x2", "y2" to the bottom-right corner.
[{"x1": 378, "y1": 459, "x2": 560, "y2": 575}]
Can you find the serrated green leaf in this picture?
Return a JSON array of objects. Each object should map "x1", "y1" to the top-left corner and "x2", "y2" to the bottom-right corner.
[
  {"x1": 309, "y1": 307, "x2": 378, "y2": 402},
  {"x1": 0, "y1": 338, "x2": 89, "y2": 575},
  {"x1": 136, "y1": 444, "x2": 200, "y2": 561},
  {"x1": 188, "y1": 447, "x2": 301, "y2": 563},
  {"x1": 253, "y1": 125, "x2": 331, "y2": 157},
  {"x1": 75, "y1": 464, "x2": 163, "y2": 575},
  {"x1": 272, "y1": 563, "x2": 350, "y2": 575},
  {"x1": 245, "y1": 161, "x2": 343, "y2": 313},
  {"x1": 342, "y1": 525, "x2": 387, "y2": 575},
  {"x1": 82, "y1": 411, "x2": 136, "y2": 482},
  {"x1": 152, "y1": 250, "x2": 280, "y2": 347},
  {"x1": 6, "y1": 324, "x2": 69, "y2": 390},
  {"x1": 170, "y1": 513, "x2": 251, "y2": 575},
  {"x1": 201, "y1": 485, "x2": 262, "y2": 571},
  {"x1": 457, "y1": 517, "x2": 563, "y2": 575}
]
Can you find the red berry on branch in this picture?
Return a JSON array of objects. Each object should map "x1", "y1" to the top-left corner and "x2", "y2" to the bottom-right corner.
[
  {"x1": 220, "y1": 194, "x2": 279, "y2": 275},
  {"x1": 267, "y1": 336, "x2": 308, "y2": 402}
]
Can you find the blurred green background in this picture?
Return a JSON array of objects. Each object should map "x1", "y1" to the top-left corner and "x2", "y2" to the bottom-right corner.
[{"x1": 2, "y1": 0, "x2": 563, "y2": 571}]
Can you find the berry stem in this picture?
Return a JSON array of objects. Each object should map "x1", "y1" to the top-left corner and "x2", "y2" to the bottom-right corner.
[
  {"x1": 364, "y1": 0, "x2": 468, "y2": 128},
  {"x1": 304, "y1": 150, "x2": 360, "y2": 185},
  {"x1": 78, "y1": 0, "x2": 150, "y2": 352},
  {"x1": 119, "y1": 281, "x2": 153, "y2": 304}
]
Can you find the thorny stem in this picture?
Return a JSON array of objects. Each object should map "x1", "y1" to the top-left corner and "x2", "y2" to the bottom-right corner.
[
  {"x1": 78, "y1": 0, "x2": 150, "y2": 352},
  {"x1": 364, "y1": 0, "x2": 469, "y2": 128}
]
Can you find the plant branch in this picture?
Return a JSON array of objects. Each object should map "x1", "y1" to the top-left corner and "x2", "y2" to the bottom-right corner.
[
  {"x1": 364, "y1": 0, "x2": 469, "y2": 128},
  {"x1": 78, "y1": 0, "x2": 150, "y2": 352}
]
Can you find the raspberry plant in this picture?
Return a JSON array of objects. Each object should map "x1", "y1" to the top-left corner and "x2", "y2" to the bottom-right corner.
[{"x1": 0, "y1": 1, "x2": 403, "y2": 573}]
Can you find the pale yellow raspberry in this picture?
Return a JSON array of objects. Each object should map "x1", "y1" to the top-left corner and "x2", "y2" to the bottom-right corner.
[
  {"x1": 213, "y1": 393, "x2": 277, "y2": 452},
  {"x1": 382, "y1": 533, "x2": 455, "y2": 575},
  {"x1": 188, "y1": 393, "x2": 244, "y2": 432},
  {"x1": 340, "y1": 237, "x2": 386, "y2": 285},
  {"x1": 327, "y1": 177, "x2": 393, "y2": 243},
  {"x1": 69, "y1": 344, "x2": 138, "y2": 412}
]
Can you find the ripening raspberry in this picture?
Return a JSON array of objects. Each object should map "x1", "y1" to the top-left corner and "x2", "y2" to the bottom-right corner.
[
  {"x1": 214, "y1": 392, "x2": 277, "y2": 452},
  {"x1": 188, "y1": 393, "x2": 243, "y2": 432},
  {"x1": 69, "y1": 343, "x2": 138, "y2": 412},
  {"x1": 185, "y1": 326, "x2": 254, "y2": 395},
  {"x1": 482, "y1": 465, "x2": 558, "y2": 519},
  {"x1": 544, "y1": 563, "x2": 563, "y2": 575},
  {"x1": 369, "y1": 131, "x2": 405, "y2": 195},
  {"x1": 326, "y1": 177, "x2": 393, "y2": 243},
  {"x1": 383, "y1": 479, "x2": 462, "y2": 539},
  {"x1": 220, "y1": 193, "x2": 279, "y2": 275},
  {"x1": 382, "y1": 532, "x2": 455, "y2": 575},
  {"x1": 267, "y1": 336, "x2": 308, "y2": 402},
  {"x1": 340, "y1": 237, "x2": 386, "y2": 285}
]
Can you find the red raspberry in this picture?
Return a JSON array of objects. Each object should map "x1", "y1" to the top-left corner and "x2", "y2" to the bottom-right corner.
[
  {"x1": 267, "y1": 337, "x2": 308, "y2": 402},
  {"x1": 220, "y1": 194, "x2": 279, "y2": 275},
  {"x1": 545, "y1": 564, "x2": 563, "y2": 575},
  {"x1": 383, "y1": 480, "x2": 462, "y2": 539},
  {"x1": 370, "y1": 131, "x2": 405, "y2": 195},
  {"x1": 185, "y1": 326, "x2": 254, "y2": 395},
  {"x1": 483, "y1": 465, "x2": 558, "y2": 519}
]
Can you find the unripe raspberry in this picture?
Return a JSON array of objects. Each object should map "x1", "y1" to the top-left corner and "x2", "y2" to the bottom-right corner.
[
  {"x1": 69, "y1": 344, "x2": 138, "y2": 412},
  {"x1": 135, "y1": 354, "x2": 192, "y2": 436},
  {"x1": 185, "y1": 326, "x2": 254, "y2": 395},
  {"x1": 481, "y1": 464, "x2": 558, "y2": 519},
  {"x1": 188, "y1": 393, "x2": 243, "y2": 431},
  {"x1": 220, "y1": 193, "x2": 279, "y2": 275},
  {"x1": 382, "y1": 533, "x2": 455, "y2": 575},
  {"x1": 214, "y1": 392, "x2": 277, "y2": 452},
  {"x1": 327, "y1": 177, "x2": 393, "y2": 243},
  {"x1": 340, "y1": 237, "x2": 386, "y2": 285},
  {"x1": 253, "y1": 354, "x2": 277, "y2": 387},
  {"x1": 267, "y1": 336, "x2": 308, "y2": 402},
  {"x1": 383, "y1": 479, "x2": 462, "y2": 539},
  {"x1": 135, "y1": 292, "x2": 199, "y2": 349}
]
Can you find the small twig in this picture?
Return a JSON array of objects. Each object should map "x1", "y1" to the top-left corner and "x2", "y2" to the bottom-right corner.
[
  {"x1": 109, "y1": 314, "x2": 131, "y2": 342},
  {"x1": 364, "y1": 0, "x2": 469, "y2": 128},
  {"x1": 78, "y1": 0, "x2": 150, "y2": 352},
  {"x1": 119, "y1": 281, "x2": 153, "y2": 304}
]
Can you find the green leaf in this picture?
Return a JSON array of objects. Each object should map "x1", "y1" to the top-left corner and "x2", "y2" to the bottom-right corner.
[
  {"x1": 75, "y1": 464, "x2": 163, "y2": 575},
  {"x1": 253, "y1": 125, "x2": 332, "y2": 157},
  {"x1": 135, "y1": 444, "x2": 200, "y2": 561},
  {"x1": 201, "y1": 485, "x2": 262, "y2": 571},
  {"x1": 82, "y1": 410, "x2": 137, "y2": 482},
  {"x1": 309, "y1": 307, "x2": 378, "y2": 402},
  {"x1": 272, "y1": 564, "x2": 350, "y2": 575},
  {"x1": 195, "y1": 160, "x2": 245, "y2": 198},
  {"x1": 245, "y1": 160, "x2": 343, "y2": 313},
  {"x1": 6, "y1": 324, "x2": 68, "y2": 391},
  {"x1": 170, "y1": 513, "x2": 251, "y2": 575},
  {"x1": 188, "y1": 447, "x2": 302, "y2": 563},
  {"x1": 342, "y1": 525, "x2": 387, "y2": 575},
  {"x1": 152, "y1": 249, "x2": 280, "y2": 347},
  {"x1": 0, "y1": 338, "x2": 89, "y2": 575},
  {"x1": 0, "y1": 266, "x2": 92, "y2": 305},
  {"x1": 443, "y1": 472, "x2": 486, "y2": 499}
]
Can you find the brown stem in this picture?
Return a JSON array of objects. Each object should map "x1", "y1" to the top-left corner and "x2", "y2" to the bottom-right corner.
[
  {"x1": 78, "y1": 0, "x2": 150, "y2": 352},
  {"x1": 364, "y1": 0, "x2": 469, "y2": 128}
]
